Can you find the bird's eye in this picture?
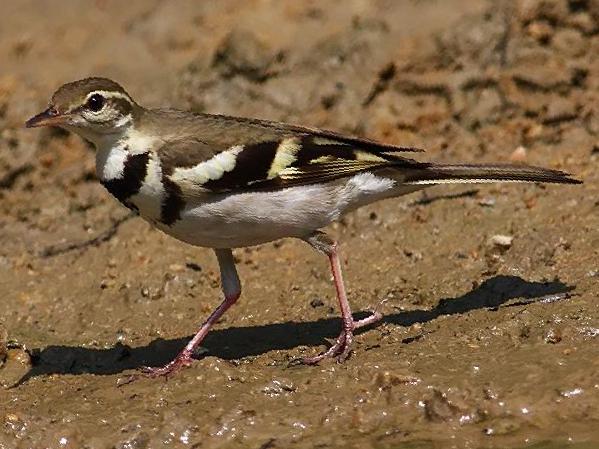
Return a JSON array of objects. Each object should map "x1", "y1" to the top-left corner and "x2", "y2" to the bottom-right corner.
[{"x1": 87, "y1": 94, "x2": 105, "y2": 112}]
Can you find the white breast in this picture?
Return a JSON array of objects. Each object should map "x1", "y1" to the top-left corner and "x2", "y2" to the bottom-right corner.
[
  {"x1": 95, "y1": 135, "x2": 166, "y2": 223},
  {"x1": 96, "y1": 145, "x2": 128, "y2": 180}
]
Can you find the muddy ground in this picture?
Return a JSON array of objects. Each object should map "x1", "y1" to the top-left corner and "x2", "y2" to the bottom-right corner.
[{"x1": 1, "y1": 0, "x2": 598, "y2": 448}]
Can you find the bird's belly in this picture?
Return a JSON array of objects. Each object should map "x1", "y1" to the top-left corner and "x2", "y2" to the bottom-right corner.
[
  {"x1": 153, "y1": 172, "x2": 411, "y2": 249},
  {"x1": 157, "y1": 184, "x2": 341, "y2": 248}
]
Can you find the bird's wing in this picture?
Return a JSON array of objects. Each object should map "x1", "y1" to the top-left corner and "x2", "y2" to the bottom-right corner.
[
  {"x1": 206, "y1": 113, "x2": 425, "y2": 155},
  {"x1": 157, "y1": 114, "x2": 428, "y2": 193}
]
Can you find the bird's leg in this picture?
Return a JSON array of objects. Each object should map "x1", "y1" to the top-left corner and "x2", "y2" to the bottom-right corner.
[
  {"x1": 138, "y1": 248, "x2": 241, "y2": 378},
  {"x1": 302, "y1": 232, "x2": 383, "y2": 364}
]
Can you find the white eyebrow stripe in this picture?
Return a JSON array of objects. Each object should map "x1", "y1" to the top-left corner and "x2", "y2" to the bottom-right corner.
[{"x1": 85, "y1": 90, "x2": 134, "y2": 103}]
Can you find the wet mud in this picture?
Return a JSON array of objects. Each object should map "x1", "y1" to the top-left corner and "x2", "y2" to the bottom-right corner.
[{"x1": 0, "y1": 1, "x2": 598, "y2": 448}]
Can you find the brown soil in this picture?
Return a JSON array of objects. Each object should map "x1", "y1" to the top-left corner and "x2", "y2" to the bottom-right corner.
[{"x1": 1, "y1": 1, "x2": 598, "y2": 448}]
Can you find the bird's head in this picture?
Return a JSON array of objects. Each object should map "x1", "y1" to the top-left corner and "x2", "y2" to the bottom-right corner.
[{"x1": 26, "y1": 77, "x2": 139, "y2": 146}]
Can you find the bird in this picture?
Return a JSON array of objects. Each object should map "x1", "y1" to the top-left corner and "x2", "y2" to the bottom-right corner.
[{"x1": 25, "y1": 77, "x2": 581, "y2": 377}]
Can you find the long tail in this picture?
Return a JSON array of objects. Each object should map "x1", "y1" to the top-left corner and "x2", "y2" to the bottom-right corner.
[{"x1": 403, "y1": 163, "x2": 582, "y2": 185}]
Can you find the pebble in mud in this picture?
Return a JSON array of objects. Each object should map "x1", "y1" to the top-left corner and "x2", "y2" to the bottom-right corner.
[
  {"x1": 489, "y1": 234, "x2": 514, "y2": 249},
  {"x1": 0, "y1": 347, "x2": 31, "y2": 388},
  {"x1": 422, "y1": 389, "x2": 464, "y2": 423}
]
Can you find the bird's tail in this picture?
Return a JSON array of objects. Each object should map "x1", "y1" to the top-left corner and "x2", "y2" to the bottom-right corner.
[{"x1": 403, "y1": 163, "x2": 581, "y2": 185}]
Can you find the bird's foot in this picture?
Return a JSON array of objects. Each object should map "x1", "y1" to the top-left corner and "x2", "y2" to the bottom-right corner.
[
  {"x1": 118, "y1": 350, "x2": 194, "y2": 386},
  {"x1": 138, "y1": 351, "x2": 194, "y2": 378},
  {"x1": 302, "y1": 310, "x2": 383, "y2": 365},
  {"x1": 302, "y1": 329, "x2": 352, "y2": 364}
]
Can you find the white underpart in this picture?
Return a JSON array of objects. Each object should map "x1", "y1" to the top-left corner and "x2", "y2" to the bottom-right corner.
[
  {"x1": 170, "y1": 145, "x2": 244, "y2": 185},
  {"x1": 96, "y1": 146, "x2": 128, "y2": 180},
  {"x1": 129, "y1": 154, "x2": 166, "y2": 221},
  {"x1": 336, "y1": 172, "x2": 397, "y2": 213},
  {"x1": 161, "y1": 172, "x2": 414, "y2": 248}
]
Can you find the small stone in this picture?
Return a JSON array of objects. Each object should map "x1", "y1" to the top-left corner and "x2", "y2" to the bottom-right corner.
[
  {"x1": 0, "y1": 348, "x2": 31, "y2": 388},
  {"x1": 261, "y1": 378, "x2": 296, "y2": 396},
  {"x1": 310, "y1": 298, "x2": 324, "y2": 308},
  {"x1": 99, "y1": 279, "x2": 115, "y2": 289},
  {"x1": 545, "y1": 328, "x2": 562, "y2": 344},
  {"x1": 185, "y1": 262, "x2": 202, "y2": 272},
  {"x1": 478, "y1": 197, "x2": 496, "y2": 207},
  {"x1": 489, "y1": 235, "x2": 513, "y2": 248},
  {"x1": 559, "y1": 387, "x2": 583, "y2": 398},
  {"x1": 527, "y1": 20, "x2": 554, "y2": 43},
  {"x1": 509, "y1": 146, "x2": 527, "y2": 163},
  {"x1": 169, "y1": 264, "x2": 184, "y2": 272}
]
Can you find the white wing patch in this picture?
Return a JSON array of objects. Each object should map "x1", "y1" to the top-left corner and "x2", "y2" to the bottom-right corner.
[
  {"x1": 354, "y1": 150, "x2": 387, "y2": 163},
  {"x1": 268, "y1": 138, "x2": 301, "y2": 179},
  {"x1": 170, "y1": 145, "x2": 244, "y2": 186}
]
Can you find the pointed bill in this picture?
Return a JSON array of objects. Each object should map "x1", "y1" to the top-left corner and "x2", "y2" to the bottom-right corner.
[{"x1": 25, "y1": 107, "x2": 70, "y2": 128}]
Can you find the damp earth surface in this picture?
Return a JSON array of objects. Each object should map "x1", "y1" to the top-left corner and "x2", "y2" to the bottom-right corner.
[{"x1": 0, "y1": 1, "x2": 598, "y2": 448}]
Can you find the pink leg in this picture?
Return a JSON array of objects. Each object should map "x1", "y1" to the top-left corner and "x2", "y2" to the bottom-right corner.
[
  {"x1": 138, "y1": 291, "x2": 240, "y2": 378},
  {"x1": 302, "y1": 233, "x2": 383, "y2": 364},
  {"x1": 136, "y1": 249, "x2": 241, "y2": 379}
]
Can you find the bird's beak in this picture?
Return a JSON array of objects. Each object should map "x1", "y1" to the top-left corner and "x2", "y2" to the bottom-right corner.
[{"x1": 25, "y1": 107, "x2": 70, "y2": 128}]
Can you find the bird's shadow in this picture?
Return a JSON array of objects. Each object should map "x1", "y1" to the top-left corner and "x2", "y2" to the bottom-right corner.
[{"x1": 18, "y1": 275, "x2": 573, "y2": 383}]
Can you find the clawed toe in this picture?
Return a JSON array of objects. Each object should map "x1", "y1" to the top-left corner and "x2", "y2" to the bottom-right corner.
[
  {"x1": 302, "y1": 332, "x2": 348, "y2": 365},
  {"x1": 118, "y1": 352, "x2": 194, "y2": 386},
  {"x1": 301, "y1": 310, "x2": 383, "y2": 365},
  {"x1": 140, "y1": 354, "x2": 194, "y2": 378}
]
